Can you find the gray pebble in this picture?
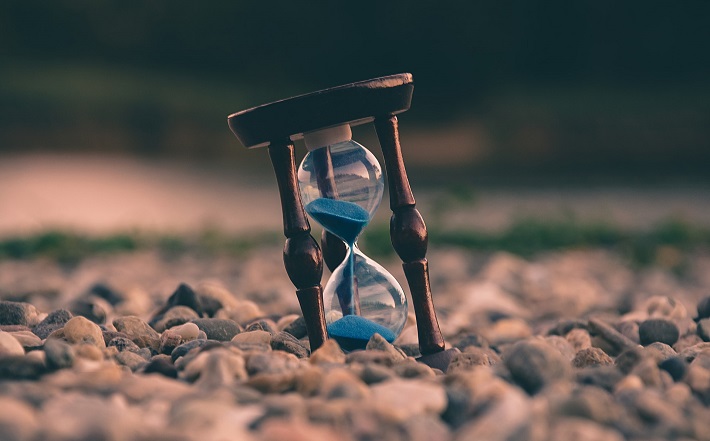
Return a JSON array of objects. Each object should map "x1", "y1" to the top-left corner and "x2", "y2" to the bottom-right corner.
[
  {"x1": 697, "y1": 296, "x2": 710, "y2": 320},
  {"x1": 0, "y1": 301, "x2": 36, "y2": 327},
  {"x1": 246, "y1": 351, "x2": 300, "y2": 375},
  {"x1": 393, "y1": 359, "x2": 435, "y2": 378},
  {"x1": 32, "y1": 309, "x2": 72, "y2": 339},
  {"x1": 360, "y1": 363, "x2": 395, "y2": 384},
  {"x1": 245, "y1": 319, "x2": 278, "y2": 335},
  {"x1": 0, "y1": 356, "x2": 45, "y2": 380},
  {"x1": 151, "y1": 306, "x2": 200, "y2": 333},
  {"x1": 447, "y1": 347, "x2": 497, "y2": 374},
  {"x1": 69, "y1": 296, "x2": 109, "y2": 324},
  {"x1": 588, "y1": 318, "x2": 638, "y2": 355},
  {"x1": 576, "y1": 366, "x2": 624, "y2": 392},
  {"x1": 697, "y1": 318, "x2": 710, "y2": 342},
  {"x1": 639, "y1": 318, "x2": 680, "y2": 346},
  {"x1": 43, "y1": 338, "x2": 74, "y2": 370},
  {"x1": 503, "y1": 339, "x2": 571, "y2": 394},
  {"x1": 346, "y1": 349, "x2": 397, "y2": 367},
  {"x1": 365, "y1": 333, "x2": 407, "y2": 361},
  {"x1": 271, "y1": 331, "x2": 309, "y2": 358},
  {"x1": 282, "y1": 315, "x2": 307, "y2": 339},
  {"x1": 616, "y1": 346, "x2": 648, "y2": 374},
  {"x1": 115, "y1": 350, "x2": 147, "y2": 371},
  {"x1": 645, "y1": 342, "x2": 677, "y2": 362},
  {"x1": 171, "y1": 339, "x2": 210, "y2": 362},
  {"x1": 191, "y1": 318, "x2": 241, "y2": 341}
]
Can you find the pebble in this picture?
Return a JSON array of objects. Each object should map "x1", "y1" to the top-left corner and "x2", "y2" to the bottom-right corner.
[
  {"x1": 271, "y1": 331, "x2": 310, "y2": 358},
  {"x1": 247, "y1": 351, "x2": 301, "y2": 375},
  {"x1": 0, "y1": 331, "x2": 25, "y2": 356},
  {"x1": 171, "y1": 339, "x2": 210, "y2": 362},
  {"x1": 151, "y1": 306, "x2": 200, "y2": 332},
  {"x1": 346, "y1": 350, "x2": 397, "y2": 367},
  {"x1": 572, "y1": 347, "x2": 613, "y2": 368},
  {"x1": 68, "y1": 296, "x2": 109, "y2": 324},
  {"x1": 549, "y1": 417, "x2": 624, "y2": 441},
  {"x1": 447, "y1": 347, "x2": 496, "y2": 374},
  {"x1": 483, "y1": 318, "x2": 532, "y2": 346},
  {"x1": 191, "y1": 318, "x2": 241, "y2": 341},
  {"x1": 360, "y1": 363, "x2": 395, "y2": 385},
  {"x1": 370, "y1": 379, "x2": 447, "y2": 421},
  {"x1": 659, "y1": 356, "x2": 688, "y2": 382},
  {"x1": 282, "y1": 315, "x2": 308, "y2": 339},
  {"x1": 320, "y1": 368, "x2": 370, "y2": 400},
  {"x1": 451, "y1": 332, "x2": 489, "y2": 350},
  {"x1": 32, "y1": 309, "x2": 72, "y2": 339},
  {"x1": 115, "y1": 350, "x2": 148, "y2": 371},
  {"x1": 159, "y1": 330, "x2": 183, "y2": 355},
  {"x1": 86, "y1": 282, "x2": 124, "y2": 306},
  {"x1": 0, "y1": 301, "x2": 37, "y2": 327},
  {"x1": 639, "y1": 318, "x2": 680, "y2": 346},
  {"x1": 43, "y1": 338, "x2": 74, "y2": 370},
  {"x1": 393, "y1": 359, "x2": 436, "y2": 378},
  {"x1": 0, "y1": 396, "x2": 38, "y2": 441},
  {"x1": 112, "y1": 316, "x2": 160, "y2": 352},
  {"x1": 245, "y1": 319, "x2": 279, "y2": 335},
  {"x1": 187, "y1": 349, "x2": 248, "y2": 390},
  {"x1": 697, "y1": 296, "x2": 710, "y2": 320},
  {"x1": 697, "y1": 318, "x2": 710, "y2": 342},
  {"x1": 0, "y1": 356, "x2": 45, "y2": 379},
  {"x1": 588, "y1": 318, "x2": 638, "y2": 355},
  {"x1": 170, "y1": 322, "x2": 200, "y2": 340},
  {"x1": 143, "y1": 356, "x2": 178, "y2": 378},
  {"x1": 365, "y1": 333, "x2": 407, "y2": 361},
  {"x1": 9, "y1": 331, "x2": 42, "y2": 348},
  {"x1": 215, "y1": 299, "x2": 264, "y2": 325},
  {"x1": 565, "y1": 328, "x2": 592, "y2": 352},
  {"x1": 309, "y1": 339, "x2": 345, "y2": 365},
  {"x1": 231, "y1": 330, "x2": 272, "y2": 350},
  {"x1": 503, "y1": 339, "x2": 571, "y2": 394},
  {"x1": 107, "y1": 336, "x2": 140, "y2": 352},
  {"x1": 645, "y1": 342, "x2": 677, "y2": 362},
  {"x1": 60, "y1": 316, "x2": 106, "y2": 348}
]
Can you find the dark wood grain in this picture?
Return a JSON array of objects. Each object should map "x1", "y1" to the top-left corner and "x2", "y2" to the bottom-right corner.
[
  {"x1": 268, "y1": 139, "x2": 327, "y2": 349},
  {"x1": 374, "y1": 116, "x2": 446, "y2": 356}
]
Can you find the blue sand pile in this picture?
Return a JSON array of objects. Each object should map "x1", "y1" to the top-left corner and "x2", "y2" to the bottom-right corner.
[
  {"x1": 327, "y1": 314, "x2": 396, "y2": 351},
  {"x1": 304, "y1": 198, "x2": 370, "y2": 245}
]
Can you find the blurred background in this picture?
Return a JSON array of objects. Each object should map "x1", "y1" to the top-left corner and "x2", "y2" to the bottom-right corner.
[{"x1": 1, "y1": 0, "x2": 710, "y2": 243}]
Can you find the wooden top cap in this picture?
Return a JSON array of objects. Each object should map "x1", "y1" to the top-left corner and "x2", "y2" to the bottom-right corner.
[{"x1": 227, "y1": 73, "x2": 413, "y2": 148}]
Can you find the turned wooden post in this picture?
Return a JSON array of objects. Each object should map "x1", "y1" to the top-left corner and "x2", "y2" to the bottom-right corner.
[
  {"x1": 374, "y1": 115, "x2": 446, "y2": 356},
  {"x1": 268, "y1": 138, "x2": 327, "y2": 350}
]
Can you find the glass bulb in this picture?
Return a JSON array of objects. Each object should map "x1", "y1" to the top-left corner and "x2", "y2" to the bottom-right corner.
[{"x1": 297, "y1": 130, "x2": 407, "y2": 351}]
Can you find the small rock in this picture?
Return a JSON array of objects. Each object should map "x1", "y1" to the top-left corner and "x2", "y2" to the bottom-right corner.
[
  {"x1": 0, "y1": 331, "x2": 25, "y2": 356},
  {"x1": 393, "y1": 359, "x2": 435, "y2": 378},
  {"x1": 572, "y1": 347, "x2": 613, "y2": 368},
  {"x1": 320, "y1": 368, "x2": 370, "y2": 400},
  {"x1": 447, "y1": 348, "x2": 496, "y2": 374},
  {"x1": 171, "y1": 339, "x2": 210, "y2": 362},
  {"x1": 113, "y1": 316, "x2": 160, "y2": 352},
  {"x1": 559, "y1": 386, "x2": 620, "y2": 424},
  {"x1": 193, "y1": 282, "x2": 240, "y2": 317},
  {"x1": 360, "y1": 363, "x2": 395, "y2": 384},
  {"x1": 370, "y1": 379, "x2": 447, "y2": 421},
  {"x1": 398, "y1": 343, "x2": 421, "y2": 358},
  {"x1": 549, "y1": 319, "x2": 588, "y2": 336},
  {"x1": 69, "y1": 296, "x2": 110, "y2": 324},
  {"x1": 115, "y1": 350, "x2": 148, "y2": 371},
  {"x1": 283, "y1": 316, "x2": 308, "y2": 339},
  {"x1": 679, "y1": 342, "x2": 710, "y2": 362},
  {"x1": 346, "y1": 350, "x2": 397, "y2": 367},
  {"x1": 216, "y1": 300, "x2": 264, "y2": 326},
  {"x1": 74, "y1": 343, "x2": 104, "y2": 361},
  {"x1": 0, "y1": 396, "x2": 38, "y2": 441},
  {"x1": 503, "y1": 339, "x2": 571, "y2": 394},
  {"x1": 659, "y1": 356, "x2": 688, "y2": 382},
  {"x1": 32, "y1": 309, "x2": 72, "y2": 339},
  {"x1": 451, "y1": 333, "x2": 489, "y2": 350},
  {"x1": 44, "y1": 338, "x2": 74, "y2": 370},
  {"x1": 576, "y1": 366, "x2": 624, "y2": 392},
  {"x1": 566, "y1": 328, "x2": 592, "y2": 352},
  {"x1": 61, "y1": 316, "x2": 106, "y2": 348},
  {"x1": 617, "y1": 321, "x2": 640, "y2": 344},
  {"x1": 366, "y1": 333, "x2": 407, "y2": 361},
  {"x1": 0, "y1": 356, "x2": 45, "y2": 379},
  {"x1": 639, "y1": 318, "x2": 680, "y2": 346},
  {"x1": 0, "y1": 301, "x2": 37, "y2": 327},
  {"x1": 191, "y1": 318, "x2": 241, "y2": 341},
  {"x1": 645, "y1": 342, "x2": 677, "y2": 362},
  {"x1": 309, "y1": 339, "x2": 345, "y2": 365},
  {"x1": 151, "y1": 306, "x2": 200, "y2": 332},
  {"x1": 9, "y1": 331, "x2": 41, "y2": 348},
  {"x1": 232, "y1": 330, "x2": 272, "y2": 346},
  {"x1": 644, "y1": 295, "x2": 687, "y2": 321},
  {"x1": 245, "y1": 319, "x2": 278, "y2": 335},
  {"x1": 615, "y1": 346, "x2": 647, "y2": 374},
  {"x1": 544, "y1": 335, "x2": 576, "y2": 361},
  {"x1": 166, "y1": 283, "x2": 203, "y2": 316},
  {"x1": 86, "y1": 282, "x2": 124, "y2": 305},
  {"x1": 184, "y1": 348, "x2": 247, "y2": 390},
  {"x1": 271, "y1": 331, "x2": 310, "y2": 358},
  {"x1": 107, "y1": 336, "x2": 140, "y2": 352},
  {"x1": 159, "y1": 330, "x2": 183, "y2": 355},
  {"x1": 170, "y1": 322, "x2": 200, "y2": 340},
  {"x1": 674, "y1": 334, "x2": 704, "y2": 353},
  {"x1": 143, "y1": 356, "x2": 178, "y2": 378},
  {"x1": 697, "y1": 296, "x2": 710, "y2": 320},
  {"x1": 697, "y1": 318, "x2": 710, "y2": 342},
  {"x1": 614, "y1": 374, "x2": 644, "y2": 394},
  {"x1": 246, "y1": 351, "x2": 301, "y2": 375}
]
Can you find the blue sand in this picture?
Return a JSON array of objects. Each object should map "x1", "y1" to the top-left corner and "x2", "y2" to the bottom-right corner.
[
  {"x1": 306, "y1": 198, "x2": 371, "y2": 316},
  {"x1": 327, "y1": 314, "x2": 397, "y2": 344},
  {"x1": 304, "y1": 198, "x2": 370, "y2": 245}
]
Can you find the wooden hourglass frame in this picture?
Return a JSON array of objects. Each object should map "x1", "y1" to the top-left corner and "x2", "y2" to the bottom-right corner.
[{"x1": 228, "y1": 74, "x2": 458, "y2": 369}]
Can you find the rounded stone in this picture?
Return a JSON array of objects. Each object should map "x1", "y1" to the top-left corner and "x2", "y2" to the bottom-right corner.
[
  {"x1": 697, "y1": 318, "x2": 710, "y2": 342},
  {"x1": 639, "y1": 318, "x2": 680, "y2": 346},
  {"x1": 659, "y1": 356, "x2": 688, "y2": 382},
  {"x1": 113, "y1": 316, "x2": 160, "y2": 352},
  {"x1": 503, "y1": 339, "x2": 571, "y2": 395},
  {"x1": 61, "y1": 316, "x2": 106, "y2": 348},
  {"x1": 191, "y1": 318, "x2": 241, "y2": 341},
  {"x1": 0, "y1": 301, "x2": 37, "y2": 327},
  {"x1": 170, "y1": 322, "x2": 200, "y2": 341},
  {"x1": 572, "y1": 347, "x2": 613, "y2": 368},
  {"x1": 32, "y1": 309, "x2": 72, "y2": 339},
  {"x1": 0, "y1": 331, "x2": 25, "y2": 356},
  {"x1": 697, "y1": 296, "x2": 710, "y2": 320},
  {"x1": 44, "y1": 338, "x2": 75, "y2": 370}
]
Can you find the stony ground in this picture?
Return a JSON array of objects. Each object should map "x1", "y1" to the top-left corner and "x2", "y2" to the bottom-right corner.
[{"x1": 1, "y1": 246, "x2": 710, "y2": 441}]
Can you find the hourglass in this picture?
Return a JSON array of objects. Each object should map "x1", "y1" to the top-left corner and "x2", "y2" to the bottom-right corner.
[{"x1": 227, "y1": 74, "x2": 459, "y2": 369}]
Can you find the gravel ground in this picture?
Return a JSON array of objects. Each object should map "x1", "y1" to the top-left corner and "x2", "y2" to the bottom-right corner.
[{"x1": 1, "y1": 246, "x2": 710, "y2": 440}]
